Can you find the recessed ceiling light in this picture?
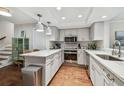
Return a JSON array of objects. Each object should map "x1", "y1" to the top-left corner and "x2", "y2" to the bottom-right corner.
[
  {"x1": 78, "y1": 14, "x2": 82, "y2": 18},
  {"x1": 102, "y1": 16, "x2": 107, "y2": 18},
  {"x1": 61, "y1": 17, "x2": 66, "y2": 20},
  {"x1": 56, "y1": 7, "x2": 61, "y2": 11}
]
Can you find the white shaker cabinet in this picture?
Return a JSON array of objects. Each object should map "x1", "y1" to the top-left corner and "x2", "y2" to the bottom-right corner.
[
  {"x1": 59, "y1": 28, "x2": 89, "y2": 41},
  {"x1": 64, "y1": 30, "x2": 71, "y2": 36},
  {"x1": 78, "y1": 49, "x2": 86, "y2": 65},
  {"x1": 64, "y1": 29, "x2": 77, "y2": 36},
  {"x1": 71, "y1": 30, "x2": 78, "y2": 36},
  {"x1": 102, "y1": 68, "x2": 124, "y2": 86},
  {"x1": 89, "y1": 56, "x2": 124, "y2": 86},
  {"x1": 90, "y1": 62, "x2": 95, "y2": 85},
  {"x1": 90, "y1": 22, "x2": 104, "y2": 40},
  {"x1": 95, "y1": 68, "x2": 104, "y2": 86},
  {"x1": 60, "y1": 30, "x2": 64, "y2": 41},
  {"x1": 78, "y1": 28, "x2": 89, "y2": 41},
  {"x1": 45, "y1": 61, "x2": 53, "y2": 84},
  {"x1": 90, "y1": 56, "x2": 105, "y2": 86}
]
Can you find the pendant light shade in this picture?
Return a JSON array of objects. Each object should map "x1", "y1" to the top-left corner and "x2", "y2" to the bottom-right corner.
[
  {"x1": 0, "y1": 7, "x2": 12, "y2": 17},
  {"x1": 35, "y1": 14, "x2": 44, "y2": 32},
  {"x1": 46, "y1": 21, "x2": 52, "y2": 35},
  {"x1": 35, "y1": 22, "x2": 44, "y2": 32}
]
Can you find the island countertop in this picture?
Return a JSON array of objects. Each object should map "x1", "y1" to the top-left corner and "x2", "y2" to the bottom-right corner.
[{"x1": 21, "y1": 49, "x2": 62, "y2": 57}]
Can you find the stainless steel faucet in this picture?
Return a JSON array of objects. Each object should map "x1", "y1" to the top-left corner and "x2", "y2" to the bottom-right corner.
[{"x1": 112, "y1": 40, "x2": 121, "y2": 57}]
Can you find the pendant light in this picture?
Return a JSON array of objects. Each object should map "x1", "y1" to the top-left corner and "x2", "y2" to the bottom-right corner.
[
  {"x1": 46, "y1": 21, "x2": 52, "y2": 35},
  {"x1": 0, "y1": 7, "x2": 12, "y2": 17},
  {"x1": 35, "y1": 14, "x2": 44, "y2": 32}
]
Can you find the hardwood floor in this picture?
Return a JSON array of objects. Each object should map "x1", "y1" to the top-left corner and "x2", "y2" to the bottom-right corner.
[
  {"x1": 0, "y1": 64, "x2": 22, "y2": 86},
  {"x1": 0, "y1": 63, "x2": 92, "y2": 86},
  {"x1": 49, "y1": 64, "x2": 92, "y2": 86}
]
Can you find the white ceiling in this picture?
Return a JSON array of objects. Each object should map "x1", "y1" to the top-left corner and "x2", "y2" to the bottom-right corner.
[{"x1": 0, "y1": 7, "x2": 124, "y2": 29}]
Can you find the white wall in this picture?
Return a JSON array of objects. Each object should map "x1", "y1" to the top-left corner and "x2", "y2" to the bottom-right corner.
[
  {"x1": 14, "y1": 23, "x2": 46, "y2": 50},
  {"x1": 103, "y1": 21, "x2": 110, "y2": 48},
  {"x1": 110, "y1": 21, "x2": 124, "y2": 48},
  {"x1": 45, "y1": 26, "x2": 59, "y2": 49},
  {"x1": 0, "y1": 21, "x2": 14, "y2": 48},
  {"x1": 14, "y1": 24, "x2": 59, "y2": 50}
]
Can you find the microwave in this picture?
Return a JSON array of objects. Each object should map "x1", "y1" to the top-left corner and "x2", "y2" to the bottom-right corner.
[{"x1": 64, "y1": 36, "x2": 77, "y2": 42}]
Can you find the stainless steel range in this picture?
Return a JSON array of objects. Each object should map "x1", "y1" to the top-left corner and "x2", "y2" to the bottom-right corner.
[{"x1": 64, "y1": 49, "x2": 77, "y2": 63}]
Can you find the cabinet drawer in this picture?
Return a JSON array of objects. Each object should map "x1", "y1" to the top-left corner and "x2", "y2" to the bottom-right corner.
[
  {"x1": 103, "y1": 67, "x2": 124, "y2": 86},
  {"x1": 46, "y1": 54, "x2": 54, "y2": 62}
]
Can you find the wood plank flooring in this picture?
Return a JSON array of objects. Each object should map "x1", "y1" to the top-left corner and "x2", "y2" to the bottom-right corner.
[
  {"x1": 49, "y1": 64, "x2": 92, "y2": 86},
  {"x1": 0, "y1": 63, "x2": 92, "y2": 86},
  {"x1": 0, "y1": 64, "x2": 22, "y2": 86}
]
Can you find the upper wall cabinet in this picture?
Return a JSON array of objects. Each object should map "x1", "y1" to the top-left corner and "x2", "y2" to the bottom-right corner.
[
  {"x1": 77, "y1": 28, "x2": 89, "y2": 41},
  {"x1": 64, "y1": 29, "x2": 77, "y2": 36},
  {"x1": 59, "y1": 29, "x2": 78, "y2": 41},
  {"x1": 59, "y1": 28, "x2": 89, "y2": 41},
  {"x1": 90, "y1": 22, "x2": 104, "y2": 41},
  {"x1": 60, "y1": 30, "x2": 65, "y2": 41}
]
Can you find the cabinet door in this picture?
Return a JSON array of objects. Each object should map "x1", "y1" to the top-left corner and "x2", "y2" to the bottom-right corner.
[
  {"x1": 90, "y1": 64, "x2": 95, "y2": 85},
  {"x1": 94, "y1": 23, "x2": 104, "y2": 40},
  {"x1": 58, "y1": 52, "x2": 62, "y2": 67},
  {"x1": 78, "y1": 31, "x2": 83, "y2": 41},
  {"x1": 45, "y1": 63, "x2": 52, "y2": 85},
  {"x1": 64, "y1": 30, "x2": 71, "y2": 36},
  {"x1": 90, "y1": 22, "x2": 104, "y2": 40},
  {"x1": 78, "y1": 50, "x2": 85, "y2": 65},
  {"x1": 78, "y1": 30, "x2": 89, "y2": 41},
  {"x1": 51, "y1": 59, "x2": 56, "y2": 78},
  {"x1": 53, "y1": 57, "x2": 59, "y2": 75},
  {"x1": 113, "y1": 79, "x2": 124, "y2": 86},
  {"x1": 113, "y1": 81, "x2": 119, "y2": 86},
  {"x1": 71, "y1": 30, "x2": 77, "y2": 36},
  {"x1": 95, "y1": 69, "x2": 104, "y2": 86},
  {"x1": 89, "y1": 25, "x2": 94, "y2": 40},
  {"x1": 103, "y1": 78, "x2": 111, "y2": 86},
  {"x1": 60, "y1": 31, "x2": 64, "y2": 41},
  {"x1": 90, "y1": 57, "x2": 104, "y2": 86},
  {"x1": 89, "y1": 57, "x2": 95, "y2": 85},
  {"x1": 103, "y1": 76, "x2": 113, "y2": 86},
  {"x1": 77, "y1": 50, "x2": 82, "y2": 64}
]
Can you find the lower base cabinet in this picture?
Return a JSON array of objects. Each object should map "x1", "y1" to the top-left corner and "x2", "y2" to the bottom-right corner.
[
  {"x1": 46, "y1": 62, "x2": 52, "y2": 85},
  {"x1": 78, "y1": 49, "x2": 86, "y2": 65},
  {"x1": 89, "y1": 56, "x2": 124, "y2": 86},
  {"x1": 95, "y1": 68, "x2": 104, "y2": 86},
  {"x1": 90, "y1": 58, "x2": 104, "y2": 86},
  {"x1": 45, "y1": 51, "x2": 62, "y2": 85}
]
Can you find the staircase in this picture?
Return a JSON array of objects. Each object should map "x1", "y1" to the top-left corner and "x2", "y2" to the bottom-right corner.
[{"x1": 0, "y1": 44, "x2": 12, "y2": 68}]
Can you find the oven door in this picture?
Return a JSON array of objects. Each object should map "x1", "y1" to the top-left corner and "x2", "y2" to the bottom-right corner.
[{"x1": 64, "y1": 51, "x2": 77, "y2": 63}]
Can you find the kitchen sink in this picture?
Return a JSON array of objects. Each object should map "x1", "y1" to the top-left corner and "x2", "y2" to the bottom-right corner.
[{"x1": 96, "y1": 54, "x2": 123, "y2": 61}]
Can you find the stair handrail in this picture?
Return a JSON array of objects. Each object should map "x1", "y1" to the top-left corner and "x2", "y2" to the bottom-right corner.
[{"x1": 0, "y1": 36, "x2": 6, "y2": 40}]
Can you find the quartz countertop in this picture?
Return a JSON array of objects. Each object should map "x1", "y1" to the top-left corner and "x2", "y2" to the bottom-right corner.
[
  {"x1": 85, "y1": 49, "x2": 124, "y2": 83},
  {"x1": 21, "y1": 49, "x2": 62, "y2": 57}
]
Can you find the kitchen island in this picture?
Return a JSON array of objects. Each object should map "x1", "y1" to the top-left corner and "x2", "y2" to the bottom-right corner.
[{"x1": 21, "y1": 49, "x2": 64, "y2": 86}]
